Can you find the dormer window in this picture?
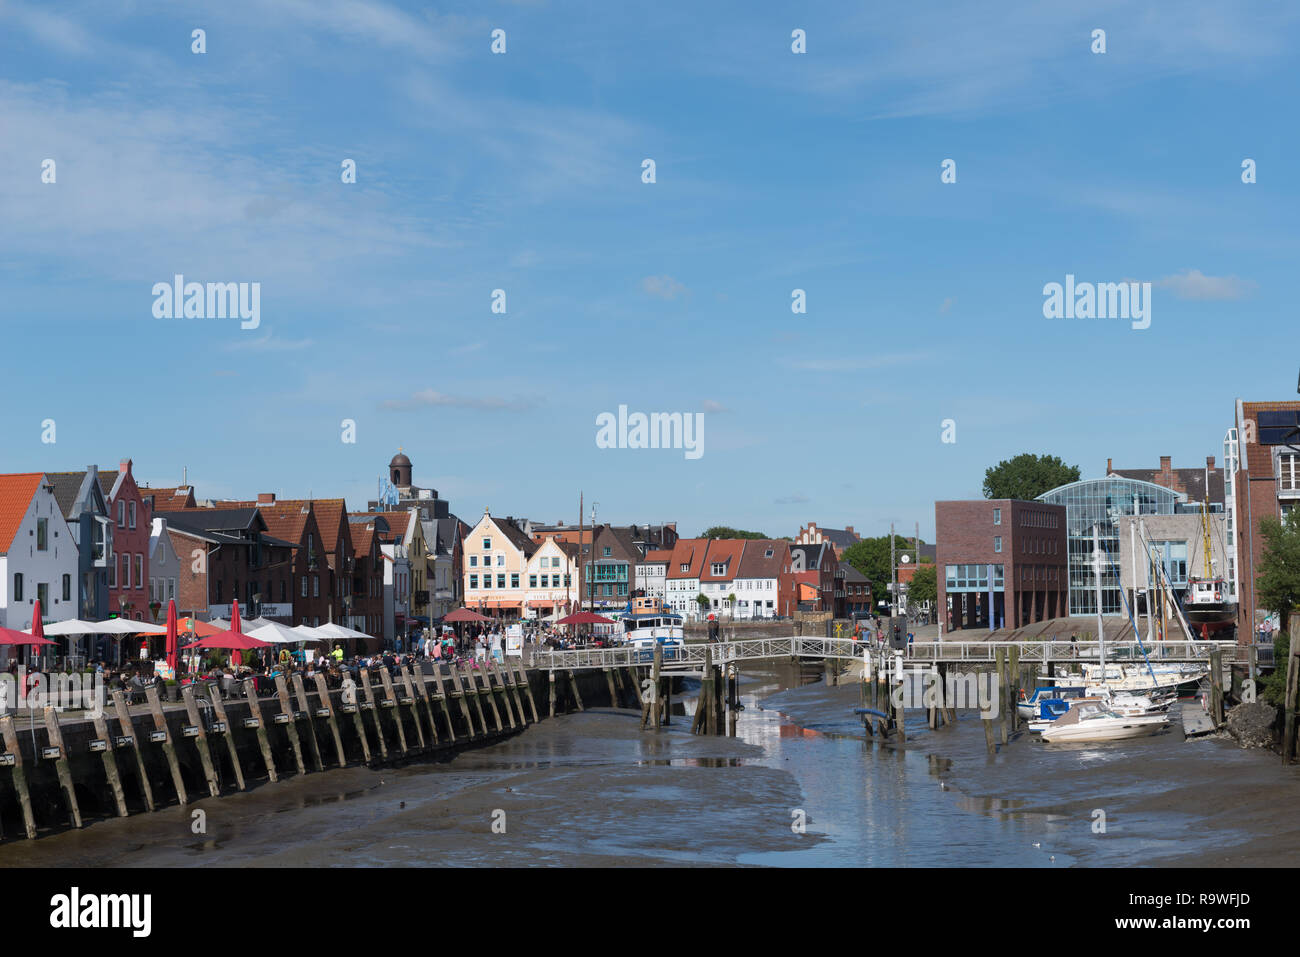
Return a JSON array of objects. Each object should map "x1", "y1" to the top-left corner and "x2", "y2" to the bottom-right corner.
[
  {"x1": 765, "y1": 548, "x2": 774, "y2": 558},
  {"x1": 680, "y1": 563, "x2": 689, "y2": 572},
  {"x1": 711, "y1": 562, "x2": 726, "y2": 576}
]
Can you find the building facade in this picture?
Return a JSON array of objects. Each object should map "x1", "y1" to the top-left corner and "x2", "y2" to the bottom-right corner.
[
  {"x1": 936, "y1": 499, "x2": 1068, "y2": 632},
  {"x1": 0, "y1": 474, "x2": 80, "y2": 648},
  {"x1": 1035, "y1": 478, "x2": 1182, "y2": 617},
  {"x1": 100, "y1": 459, "x2": 151, "y2": 622}
]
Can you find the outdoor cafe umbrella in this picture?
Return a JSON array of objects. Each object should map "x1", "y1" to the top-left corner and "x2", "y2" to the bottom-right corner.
[
  {"x1": 179, "y1": 631, "x2": 271, "y2": 651},
  {"x1": 164, "y1": 599, "x2": 179, "y2": 674},
  {"x1": 230, "y1": 599, "x2": 244, "y2": 667},
  {"x1": 555, "y1": 610, "x2": 617, "y2": 644},
  {"x1": 1, "y1": 600, "x2": 56, "y2": 650},
  {"x1": 443, "y1": 607, "x2": 491, "y2": 623}
]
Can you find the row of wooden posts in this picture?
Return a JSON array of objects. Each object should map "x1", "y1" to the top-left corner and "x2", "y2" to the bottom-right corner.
[
  {"x1": 554, "y1": 644, "x2": 735, "y2": 736},
  {"x1": 0, "y1": 658, "x2": 541, "y2": 841},
  {"x1": 846, "y1": 648, "x2": 1034, "y2": 752}
]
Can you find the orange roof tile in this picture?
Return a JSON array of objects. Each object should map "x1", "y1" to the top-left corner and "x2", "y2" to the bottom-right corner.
[{"x1": 0, "y1": 473, "x2": 45, "y2": 554}]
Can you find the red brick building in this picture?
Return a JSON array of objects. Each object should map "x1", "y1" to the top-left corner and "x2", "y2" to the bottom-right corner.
[
  {"x1": 99, "y1": 459, "x2": 151, "y2": 622},
  {"x1": 1230, "y1": 399, "x2": 1300, "y2": 635},
  {"x1": 160, "y1": 508, "x2": 297, "y2": 623},
  {"x1": 936, "y1": 499, "x2": 1067, "y2": 632}
]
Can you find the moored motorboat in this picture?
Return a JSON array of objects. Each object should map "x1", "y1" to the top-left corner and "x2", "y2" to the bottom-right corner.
[{"x1": 1039, "y1": 702, "x2": 1171, "y2": 743}]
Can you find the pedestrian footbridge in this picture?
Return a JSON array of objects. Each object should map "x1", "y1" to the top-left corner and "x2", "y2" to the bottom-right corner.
[{"x1": 539, "y1": 637, "x2": 1239, "y2": 672}]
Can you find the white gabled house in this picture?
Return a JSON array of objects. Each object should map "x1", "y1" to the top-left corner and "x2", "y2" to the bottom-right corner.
[{"x1": 0, "y1": 473, "x2": 80, "y2": 660}]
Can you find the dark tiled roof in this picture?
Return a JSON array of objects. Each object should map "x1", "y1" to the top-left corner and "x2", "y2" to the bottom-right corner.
[
  {"x1": 47, "y1": 471, "x2": 89, "y2": 519},
  {"x1": 737, "y1": 539, "x2": 788, "y2": 579},
  {"x1": 490, "y1": 515, "x2": 538, "y2": 557},
  {"x1": 1110, "y1": 467, "x2": 1225, "y2": 506},
  {"x1": 789, "y1": 542, "x2": 832, "y2": 570}
]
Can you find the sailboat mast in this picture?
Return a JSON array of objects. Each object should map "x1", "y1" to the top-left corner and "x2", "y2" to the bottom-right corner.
[{"x1": 1094, "y1": 525, "x2": 1106, "y2": 683}]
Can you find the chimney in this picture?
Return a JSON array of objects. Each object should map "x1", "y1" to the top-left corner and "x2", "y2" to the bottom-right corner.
[
  {"x1": 119, "y1": 458, "x2": 130, "y2": 475},
  {"x1": 257, "y1": 493, "x2": 276, "y2": 504},
  {"x1": 846, "y1": 525, "x2": 855, "y2": 536},
  {"x1": 1207, "y1": 455, "x2": 1216, "y2": 471},
  {"x1": 1106, "y1": 458, "x2": 1113, "y2": 473},
  {"x1": 1160, "y1": 455, "x2": 1172, "y2": 472}
]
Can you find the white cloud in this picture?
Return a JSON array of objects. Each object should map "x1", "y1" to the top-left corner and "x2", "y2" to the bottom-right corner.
[
  {"x1": 381, "y1": 389, "x2": 538, "y2": 412},
  {"x1": 641, "y1": 275, "x2": 688, "y2": 300},
  {"x1": 1155, "y1": 269, "x2": 1255, "y2": 301},
  {"x1": 701, "y1": 399, "x2": 729, "y2": 413},
  {"x1": 774, "y1": 493, "x2": 810, "y2": 505}
]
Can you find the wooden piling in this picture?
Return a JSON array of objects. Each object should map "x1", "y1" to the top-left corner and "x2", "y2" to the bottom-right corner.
[
  {"x1": 497, "y1": 661, "x2": 527, "y2": 727},
  {"x1": 357, "y1": 670, "x2": 389, "y2": 762},
  {"x1": 90, "y1": 709, "x2": 129, "y2": 816},
  {"x1": 604, "y1": 668, "x2": 617, "y2": 710},
  {"x1": 447, "y1": 664, "x2": 481, "y2": 737},
  {"x1": 516, "y1": 661, "x2": 541, "y2": 723},
  {"x1": 1286, "y1": 650, "x2": 1300, "y2": 765},
  {"x1": 1209, "y1": 650, "x2": 1224, "y2": 728},
  {"x1": 567, "y1": 669, "x2": 585, "y2": 712},
  {"x1": 479, "y1": 664, "x2": 506, "y2": 731},
  {"x1": 406, "y1": 664, "x2": 441, "y2": 744},
  {"x1": 453, "y1": 664, "x2": 488, "y2": 735},
  {"x1": 273, "y1": 674, "x2": 308, "y2": 775},
  {"x1": 240, "y1": 678, "x2": 278, "y2": 783},
  {"x1": 144, "y1": 684, "x2": 188, "y2": 805},
  {"x1": 291, "y1": 673, "x2": 326, "y2": 769},
  {"x1": 652, "y1": 644, "x2": 663, "y2": 731},
  {"x1": 982, "y1": 667, "x2": 997, "y2": 755},
  {"x1": 426, "y1": 662, "x2": 456, "y2": 742},
  {"x1": 375, "y1": 667, "x2": 411, "y2": 754},
  {"x1": 313, "y1": 673, "x2": 349, "y2": 767},
  {"x1": 42, "y1": 708, "x2": 82, "y2": 828},
  {"x1": 396, "y1": 666, "x2": 429, "y2": 750},
  {"x1": 339, "y1": 675, "x2": 372, "y2": 765},
  {"x1": 202, "y1": 681, "x2": 245, "y2": 791},
  {"x1": 181, "y1": 686, "x2": 221, "y2": 797},
  {"x1": 1008, "y1": 645, "x2": 1021, "y2": 734},
  {"x1": 727, "y1": 667, "x2": 738, "y2": 737},
  {"x1": 893, "y1": 670, "x2": 906, "y2": 743},
  {"x1": 111, "y1": 690, "x2": 154, "y2": 811},
  {"x1": 0, "y1": 715, "x2": 37, "y2": 838},
  {"x1": 995, "y1": 649, "x2": 1008, "y2": 746}
]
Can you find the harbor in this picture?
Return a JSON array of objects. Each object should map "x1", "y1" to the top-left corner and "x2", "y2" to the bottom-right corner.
[{"x1": 1, "y1": 654, "x2": 1293, "y2": 868}]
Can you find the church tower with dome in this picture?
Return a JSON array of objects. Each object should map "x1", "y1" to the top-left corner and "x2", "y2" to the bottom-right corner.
[{"x1": 368, "y1": 448, "x2": 449, "y2": 519}]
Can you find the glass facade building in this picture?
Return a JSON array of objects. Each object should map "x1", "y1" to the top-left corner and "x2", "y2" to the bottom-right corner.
[{"x1": 1036, "y1": 478, "x2": 1183, "y2": 616}]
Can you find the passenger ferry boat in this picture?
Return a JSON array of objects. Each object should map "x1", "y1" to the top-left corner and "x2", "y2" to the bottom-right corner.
[{"x1": 619, "y1": 598, "x2": 686, "y2": 660}]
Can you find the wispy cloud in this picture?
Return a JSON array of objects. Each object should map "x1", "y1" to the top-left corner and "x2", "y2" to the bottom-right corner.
[
  {"x1": 701, "y1": 399, "x2": 729, "y2": 413},
  {"x1": 790, "y1": 353, "x2": 931, "y2": 372},
  {"x1": 223, "y1": 333, "x2": 314, "y2": 352},
  {"x1": 641, "y1": 275, "x2": 688, "y2": 300},
  {"x1": 380, "y1": 389, "x2": 539, "y2": 412},
  {"x1": 774, "y1": 493, "x2": 810, "y2": 505},
  {"x1": 1155, "y1": 269, "x2": 1255, "y2": 301}
]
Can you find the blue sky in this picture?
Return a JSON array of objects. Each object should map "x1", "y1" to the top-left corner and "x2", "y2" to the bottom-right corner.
[{"x1": 1, "y1": 1, "x2": 1297, "y2": 540}]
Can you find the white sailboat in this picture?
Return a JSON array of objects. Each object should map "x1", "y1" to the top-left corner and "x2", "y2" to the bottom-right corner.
[{"x1": 1040, "y1": 527, "x2": 1173, "y2": 744}]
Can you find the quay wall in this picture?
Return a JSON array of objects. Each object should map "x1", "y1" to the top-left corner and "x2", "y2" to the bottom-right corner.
[{"x1": 0, "y1": 663, "x2": 615, "y2": 841}]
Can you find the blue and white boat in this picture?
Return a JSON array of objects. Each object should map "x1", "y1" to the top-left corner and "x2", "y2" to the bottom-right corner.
[
  {"x1": 1017, "y1": 685, "x2": 1087, "y2": 721},
  {"x1": 619, "y1": 599, "x2": 686, "y2": 662}
]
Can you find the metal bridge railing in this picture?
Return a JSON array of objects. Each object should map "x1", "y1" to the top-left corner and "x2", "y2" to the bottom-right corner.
[{"x1": 539, "y1": 636, "x2": 1240, "y2": 672}]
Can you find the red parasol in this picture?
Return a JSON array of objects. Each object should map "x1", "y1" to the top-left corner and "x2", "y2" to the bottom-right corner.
[
  {"x1": 180, "y1": 631, "x2": 271, "y2": 651},
  {"x1": 230, "y1": 598, "x2": 243, "y2": 667},
  {"x1": 555, "y1": 611, "x2": 616, "y2": 625},
  {"x1": 164, "y1": 599, "x2": 178, "y2": 673},
  {"x1": 443, "y1": 607, "x2": 491, "y2": 623},
  {"x1": 2, "y1": 597, "x2": 56, "y2": 648}
]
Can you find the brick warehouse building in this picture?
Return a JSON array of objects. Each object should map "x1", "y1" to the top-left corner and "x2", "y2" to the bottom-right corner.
[
  {"x1": 936, "y1": 499, "x2": 1067, "y2": 632},
  {"x1": 1229, "y1": 399, "x2": 1300, "y2": 636}
]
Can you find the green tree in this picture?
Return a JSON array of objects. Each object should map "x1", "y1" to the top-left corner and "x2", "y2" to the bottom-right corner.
[
  {"x1": 1252, "y1": 511, "x2": 1300, "y2": 706},
  {"x1": 840, "y1": 538, "x2": 895, "y2": 611},
  {"x1": 702, "y1": 526, "x2": 768, "y2": 540},
  {"x1": 908, "y1": 564, "x2": 937, "y2": 606},
  {"x1": 982, "y1": 453, "x2": 1081, "y2": 501},
  {"x1": 695, "y1": 592, "x2": 711, "y2": 614}
]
